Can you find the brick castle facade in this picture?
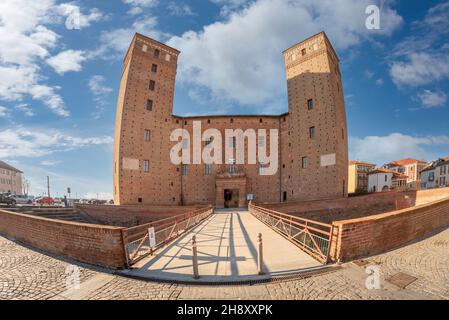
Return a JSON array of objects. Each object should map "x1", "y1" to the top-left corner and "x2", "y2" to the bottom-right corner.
[{"x1": 113, "y1": 32, "x2": 348, "y2": 207}]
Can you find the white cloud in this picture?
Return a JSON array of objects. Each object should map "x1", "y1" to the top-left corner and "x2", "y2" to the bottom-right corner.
[
  {"x1": 92, "y1": 17, "x2": 170, "y2": 58},
  {"x1": 211, "y1": 0, "x2": 252, "y2": 16},
  {"x1": 40, "y1": 160, "x2": 61, "y2": 166},
  {"x1": 0, "y1": 1, "x2": 105, "y2": 117},
  {"x1": 416, "y1": 90, "x2": 447, "y2": 108},
  {"x1": 0, "y1": 127, "x2": 113, "y2": 158},
  {"x1": 0, "y1": 106, "x2": 9, "y2": 117},
  {"x1": 389, "y1": 2, "x2": 449, "y2": 88},
  {"x1": 375, "y1": 78, "x2": 384, "y2": 85},
  {"x1": 89, "y1": 75, "x2": 113, "y2": 119},
  {"x1": 15, "y1": 104, "x2": 35, "y2": 117},
  {"x1": 389, "y1": 53, "x2": 449, "y2": 87},
  {"x1": 123, "y1": 0, "x2": 158, "y2": 15},
  {"x1": 56, "y1": 3, "x2": 106, "y2": 28},
  {"x1": 46, "y1": 50, "x2": 87, "y2": 74},
  {"x1": 168, "y1": 2, "x2": 195, "y2": 16},
  {"x1": 167, "y1": 0, "x2": 402, "y2": 108},
  {"x1": 350, "y1": 133, "x2": 449, "y2": 165}
]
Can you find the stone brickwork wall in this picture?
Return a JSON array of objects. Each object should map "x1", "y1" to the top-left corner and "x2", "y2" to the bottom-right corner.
[
  {"x1": 331, "y1": 196, "x2": 449, "y2": 262},
  {"x1": 76, "y1": 204, "x2": 205, "y2": 227},
  {"x1": 0, "y1": 209, "x2": 127, "y2": 268},
  {"x1": 261, "y1": 188, "x2": 449, "y2": 223}
]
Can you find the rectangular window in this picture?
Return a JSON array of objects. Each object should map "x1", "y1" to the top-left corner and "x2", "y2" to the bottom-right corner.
[
  {"x1": 301, "y1": 48, "x2": 306, "y2": 56},
  {"x1": 146, "y1": 99, "x2": 153, "y2": 111},
  {"x1": 142, "y1": 44, "x2": 148, "y2": 52},
  {"x1": 258, "y1": 136, "x2": 265, "y2": 147},
  {"x1": 302, "y1": 157, "x2": 308, "y2": 169},
  {"x1": 154, "y1": 49, "x2": 160, "y2": 58},
  {"x1": 149, "y1": 80, "x2": 155, "y2": 91},
  {"x1": 165, "y1": 54, "x2": 171, "y2": 62},
  {"x1": 143, "y1": 160, "x2": 149, "y2": 172},
  {"x1": 144, "y1": 130, "x2": 151, "y2": 141},
  {"x1": 228, "y1": 164, "x2": 236, "y2": 174},
  {"x1": 182, "y1": 164, "x2": 188, "y2": 176},
  {"x1": 309, "y1": 126, "x2": 315, "y2": 139},
  {"x1": 205, "y1": 164, "x2": 212, "y2": 175},
  {"x1": 307, "y1": 99, "x2": 314, "y2": 110},
  {"x1": 151, "y1": 64, "x2": 158, "y2": 73}
]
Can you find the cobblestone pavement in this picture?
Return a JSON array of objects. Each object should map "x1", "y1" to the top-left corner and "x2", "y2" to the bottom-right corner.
[{"x1": 1, "y1": 227, "x2": 449, "y2": 300}]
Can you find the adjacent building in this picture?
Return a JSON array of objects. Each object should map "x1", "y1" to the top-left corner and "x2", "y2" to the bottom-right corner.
[
  {"x1": 0, "y1": 160, "x2": 23, "y2": 195},
  {"x1": 420, "y1": 162, "x2": 437, "y2": 190},
  {"x1": 113, "y1": 32, "x2": 349, "y2": 207},
  {"x1": 367, "y1": 168, "x2": 407, "y2": 193},
  {"x1": 383, "y1": 158, "x2": 427, "y2": 190},
  {"x1": 348, "y1": 161, "x2": 376, "y2": 194},
  {"x1": 435, "y1": 157, "x2": 449, "y2": 188}
]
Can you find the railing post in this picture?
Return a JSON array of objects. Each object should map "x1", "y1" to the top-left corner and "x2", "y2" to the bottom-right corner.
[
  {"x1": 192, "y1": 235, "x2": 200, "y2": 279},
  {"x1": 257, "y1": 233, "x2": 265, "y2": 275}
]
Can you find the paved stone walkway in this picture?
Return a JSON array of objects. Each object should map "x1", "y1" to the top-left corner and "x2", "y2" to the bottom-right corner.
[
  {"x1": 123, "y1": 211, "x2": 320, "y2": 282},
  {"x1": 1, "y1": 226, "x2": 449, "y2": 300}
]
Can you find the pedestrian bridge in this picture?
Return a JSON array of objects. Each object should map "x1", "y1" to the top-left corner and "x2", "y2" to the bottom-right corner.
[{"x1": 120, "y1": 210, "x2": 325, "y2": 283}]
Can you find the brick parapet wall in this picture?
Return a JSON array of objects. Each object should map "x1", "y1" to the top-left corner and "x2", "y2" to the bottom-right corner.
[
  {"x1": 0, "y1": 209, "x2": 127, "y2": 269},
  {"x1": 259, "y1": 188, "x2": 449, "y2": 223},
  {"x1": 76, "y1": 204, "x2": 206, "y2": 227},
  {"x1": 331, "y1": 197, "x2": 449, "y2": 262}
]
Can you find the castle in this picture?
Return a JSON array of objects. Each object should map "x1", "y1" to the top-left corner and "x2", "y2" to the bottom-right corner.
[{"x1": 113, "y1": 32, "x2": 348, "y2": 208}]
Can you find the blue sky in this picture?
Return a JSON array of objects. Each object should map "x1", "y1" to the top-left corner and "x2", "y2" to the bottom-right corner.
[{"x1": 0, "y1": 0, "x2": 448, "y2": 199}]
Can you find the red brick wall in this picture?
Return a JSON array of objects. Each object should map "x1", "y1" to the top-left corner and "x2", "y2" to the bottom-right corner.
[
  {"x1": 0, "y1": 209, "x2": 127, "y2": 269},
  {"x1": 331, "y1": 197, "x2": 449, "y2": 262},
  {"x1": 76, "y1": 204, "x2": 206, "y2": 227},
  {"x1": 260, "y1": 188, "x2": 449, "y2": 223}
]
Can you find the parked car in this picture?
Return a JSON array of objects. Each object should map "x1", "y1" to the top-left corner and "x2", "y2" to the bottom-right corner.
[
  {"x1": 36, "y1": 197, "x2": 55, "y2": 206},
  {"x1": 10, "y1": 195, "x2": 33, "y2": 205},
  {"x1": 0, "y1": 193, "x2": 16, "y2": 206}
]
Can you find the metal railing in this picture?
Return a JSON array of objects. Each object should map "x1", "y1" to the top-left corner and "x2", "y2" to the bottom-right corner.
[
  {"x1": 249, "y1": 203, "x2": 334, "y2": 264},
  {"x1": 122, "y1": 206, "x2": 214, "y2": 266}
]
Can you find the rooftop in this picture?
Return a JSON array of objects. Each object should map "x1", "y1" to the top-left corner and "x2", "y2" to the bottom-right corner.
[
  {"x1": 0, "y1": 160, "x2": 22, "y2": 173},
  {"x1": 390, "y1": 158, "x2": 427, "y2": 166}
]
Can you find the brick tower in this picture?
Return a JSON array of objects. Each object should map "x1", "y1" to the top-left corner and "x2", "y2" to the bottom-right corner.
[
  {"x1": 281, "y1": 32, "x2": 348, "y2": 200},
  {"x1": 113, "y1": 33, "x2": 180, "y2": 205}
]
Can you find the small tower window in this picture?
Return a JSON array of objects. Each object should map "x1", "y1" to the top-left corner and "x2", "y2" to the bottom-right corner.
[
  {"x1": 307, "y1": 99, "x2": 314, "y2": 110},
  {"x1": 309, "y1": 126, "x2": 315, "y2": 139},
  {"x1": 151, "y1": 64, "x2": 158, "y2": 73},
  {"x1": 301, "y1": 48, "x2": 306, "y2": 56},
  {"x1": 149, "y1": 80, "x2": 155, "y2": 91},
  {"x1": 302, "y1": 157, "x2": 308, "y2": 169},
  {"x1": 146, "y1": 99, "x2": 153, "y2": 111},
  {"x1": 154, "y1": 49, "x2": 160, "y2": 58}
]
